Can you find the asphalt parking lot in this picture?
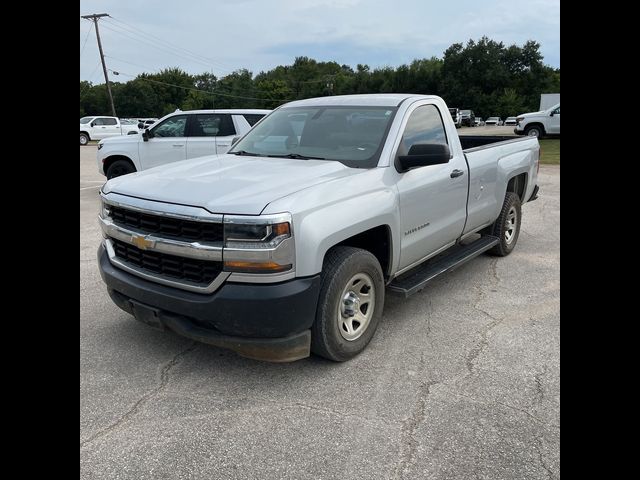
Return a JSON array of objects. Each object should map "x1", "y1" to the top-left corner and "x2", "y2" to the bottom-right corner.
[{"x1": 80, "y1": 145, "x2": 559, "y2": 479}]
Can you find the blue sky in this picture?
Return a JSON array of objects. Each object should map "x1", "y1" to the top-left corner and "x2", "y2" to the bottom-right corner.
[{"x1": 80, "y1": 0, "x2": 560, "y2": 84}]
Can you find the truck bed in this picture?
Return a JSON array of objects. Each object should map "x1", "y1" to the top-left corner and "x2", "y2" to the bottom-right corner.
[
  {"x1": 459, "y1": 135, "x2": 539, "y2": 237},
  {"x1": 458, "y1": 135, "x2": 527, "y2": 151}
]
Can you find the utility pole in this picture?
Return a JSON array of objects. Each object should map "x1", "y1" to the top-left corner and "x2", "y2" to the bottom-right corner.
[{"x1": 81, "y1": 13, "x2": 116, "y2": 116}]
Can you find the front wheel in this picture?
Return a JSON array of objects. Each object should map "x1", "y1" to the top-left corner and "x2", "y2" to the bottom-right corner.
[
  {"x1": 487, "y1": 192, "x2": 522, "y2": 256},
  {"x1": 311, "y1": 247, "x2": 385, "y2": 361},
  {"x1": 80, "y1": 133, "x2": 89, "y2": 146},
  {"x1": 106, "y1": 159, "x2": 136, "y2": 179},
  {"x1": 525, "y1": 125, "x2": 544, "y2": 137}
]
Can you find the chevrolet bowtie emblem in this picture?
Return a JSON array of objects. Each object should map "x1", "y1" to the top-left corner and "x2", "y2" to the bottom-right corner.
[{"x1": 131, "y1": 235, "x2": 154, "y2": 250}]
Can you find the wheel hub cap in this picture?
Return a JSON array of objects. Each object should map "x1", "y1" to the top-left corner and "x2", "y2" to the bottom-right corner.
[
  {"x1": 505, "y1": 206, "x2": 518, "y2": 244},
  {"x1": 337, "y1": 273, "x2": 375, "y2": 341}
]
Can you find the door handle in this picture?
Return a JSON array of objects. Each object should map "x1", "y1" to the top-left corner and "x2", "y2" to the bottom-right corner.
[
  {"x1": 450, "y1": 169, "x2": 465, "y2": 178},
  {"x1": 172, "y1": 144, "x2": 184, "y2": 147}
]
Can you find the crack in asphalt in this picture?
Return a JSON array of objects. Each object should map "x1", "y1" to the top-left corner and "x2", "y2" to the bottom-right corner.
[
  {"x1": 465, "y1": 266, "x2": 504, "y2": 374},
  {"x1": 535, "y1": 435, "x2": 557, "y2": 479},
  {"x1": 80, "y1": 342, "x2": 198, "y2": 450},
  {"x1": 392, "y1": 354, "x2": 439, "y2": 480},
  {"x1": 445, "y1": 390, "x2": 559, "y2": 431},
  {"x1": 534, "y1": 366, "x2": 547, "y2": 404}
]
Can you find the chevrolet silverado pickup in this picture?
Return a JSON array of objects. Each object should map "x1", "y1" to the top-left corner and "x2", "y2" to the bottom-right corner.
[
  {"x1": 98, "y1": 94, "x2": 540, "y2": 362},
  {"x1": 80, "y1": 116, "x2": 140, "y2": 145}
]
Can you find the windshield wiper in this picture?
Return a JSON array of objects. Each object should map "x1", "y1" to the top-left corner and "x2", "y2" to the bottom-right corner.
[
  {"x1": 229, "y1": 150, "x2": 266, "y2": 157},
  {"x1": 266, "y1": 153, "x2": 326, "y2": 160}
]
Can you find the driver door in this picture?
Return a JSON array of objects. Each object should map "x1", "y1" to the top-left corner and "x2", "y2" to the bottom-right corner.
[
  {"x1": 548, "y1": 106, "x2": 560, "y2": 134},
  {"x1": 138, "y1": 115, "x2": 188, "y2": 170}
]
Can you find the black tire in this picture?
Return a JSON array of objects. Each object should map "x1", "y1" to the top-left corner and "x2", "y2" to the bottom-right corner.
[
  {"x1": 106, "y1": 159, "x2": 135, "y2": 179},
  {"x1": 80, "y1": 133, "x2": 90, "y2": 146},
  {"x1": 487, "y1": 192, "x2": 522, "y2": 256},
  {"x1": 524, "y1": 124, "x2": 544, "y2": 138},
  {"x1": 311, "y1": 246, "x2": 385, "y2": 361}
]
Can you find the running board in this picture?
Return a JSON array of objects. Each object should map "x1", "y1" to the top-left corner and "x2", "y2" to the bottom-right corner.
[{"x1": 387, "y1": 236, "x2": 500, "y2": 298}]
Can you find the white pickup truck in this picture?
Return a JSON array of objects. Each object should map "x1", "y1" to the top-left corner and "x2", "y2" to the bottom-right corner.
[
  {"x1": 96, "y1": 109, "x2": 271, "y2": 179},
  {"x1": 98, "y1": 94, "x2": 539, "y2": 362},
  {"x1": 514, "y1": 103, "x2": 560, "y2": 137},
  {"x1": 80, "y1": 116, "x2": 140, "y2": 145}
]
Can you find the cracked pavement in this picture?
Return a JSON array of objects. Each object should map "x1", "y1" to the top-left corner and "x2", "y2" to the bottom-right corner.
[{"x1": 81, "y1": 146, "x2": 559, "y2": 479}]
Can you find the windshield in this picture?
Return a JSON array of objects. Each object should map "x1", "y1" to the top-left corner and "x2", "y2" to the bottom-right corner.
[
  {"x1": 80, "y1": 117, "x2": 94, "y2": 124},
  {"x1": 460, "y1": 110, "x2": 471, "y2": 115},
  {"x1": 229, "y1": 106, "x2": 397, "y2": 168}
]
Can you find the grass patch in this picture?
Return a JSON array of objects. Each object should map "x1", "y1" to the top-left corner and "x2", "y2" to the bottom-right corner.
[{"x1": 539, "y1": 139, "x2": 559, "y2": 164}]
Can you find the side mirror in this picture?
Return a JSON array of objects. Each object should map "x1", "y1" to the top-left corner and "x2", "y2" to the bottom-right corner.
[
  {"x1": 142, "y1": 128, "x2": 153, "y2": 142},
  {"x1": 90, "y1": 121, "x2": 97, "y2": 127},
  {"x1": 397, "y1": 144, "x2": 451, "y2": 172},
  {"x1": 138, "y1": 122, "x2": 145, "y2": 129},
  {"x1": 231, "y1": 136, "x2": 241, "y2": 146},
  {"x1": 549, "y1": 112, "x2": 555, "y2": 117}
]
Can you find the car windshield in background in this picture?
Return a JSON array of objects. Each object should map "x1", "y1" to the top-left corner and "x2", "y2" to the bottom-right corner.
[
  {"x1": 461, "y1": 110, "x2": 471, "y2": 115},
  {"x1": 80, "y1": 117, "x2": 94, "y2": 124},
  {"x1": 229, "y1": 106, "x2": 397, "y2": 168}
]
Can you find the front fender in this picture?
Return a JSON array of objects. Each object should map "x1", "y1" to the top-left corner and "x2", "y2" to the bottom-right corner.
[{"x1": 263, "y1": 168, "x2": 401, "y2": 277}]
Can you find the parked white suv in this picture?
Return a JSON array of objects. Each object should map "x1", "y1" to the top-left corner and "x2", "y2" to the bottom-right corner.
[
  {"x1": 514, "y1": 103, "x2": 560, "y2": 137},
  {"x1": 96, "y1": 109, "x2": 270, "y2": 178}
]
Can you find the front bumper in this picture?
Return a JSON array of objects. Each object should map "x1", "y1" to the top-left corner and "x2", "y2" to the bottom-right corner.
[{"x1": 98, "y1": 244, "x2": 321, "y2": 362}]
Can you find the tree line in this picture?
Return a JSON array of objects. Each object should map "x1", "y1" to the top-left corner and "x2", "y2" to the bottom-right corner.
[{"x1": 80, "y1": 37, "x2": 559, "y2": 120}]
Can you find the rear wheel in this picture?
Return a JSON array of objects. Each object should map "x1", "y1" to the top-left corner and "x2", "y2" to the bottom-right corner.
[
  {"x1": 311, "y1": 247, "x2": 385, "y2": 361},
  {"x1": 487, "y1": 192, "x2": 521, "y2": 256},
  {"x1": 106, "y1": 159, "x2": 135, "y2": 179},
  {"x1": 80, "y1": 133, "x2": 89, "y2": 145}
]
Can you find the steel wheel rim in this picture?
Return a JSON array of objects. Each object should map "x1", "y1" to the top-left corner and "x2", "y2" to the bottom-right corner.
[
  {"x1": 337, "y1": 273, "x2": 375, "y2": 341},
  {"x1": 504, "y1": 206, "x2": 518, "y2": 244},
  {"x1": 80, "y1": 135, "x2": 87, "y2": 145},
  {"x1": 527, "y1": 129, "x2": 539, "y2": 137}
]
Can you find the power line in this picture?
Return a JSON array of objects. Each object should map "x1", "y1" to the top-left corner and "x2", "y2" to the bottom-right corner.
[
  {"x1": 108, "y1": 16, "x2": 238, "y2": 73},
  {"x1": 105, "y1": 55, "x2": 276, "y2": 96},
  {"x1": 80, "y1": 22, "x2": 94, "y2": 57},
  {"x1": 99, "y1": 19, "x2": 238, "y2": 77},
  {"x1": 109, "y1": 69, "x2": 293, "y2": 103},
  {"x1": 98, "y1": 22, "x2": 217, "y2": 72}
]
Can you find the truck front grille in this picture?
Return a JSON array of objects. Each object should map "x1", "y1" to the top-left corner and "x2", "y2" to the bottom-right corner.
[
  {"x1": 110, "y1": 205, "x2": 223, "y2": 243},
  {"x1": 112, "y1": 238, "x2": 222, "y2": 285}
]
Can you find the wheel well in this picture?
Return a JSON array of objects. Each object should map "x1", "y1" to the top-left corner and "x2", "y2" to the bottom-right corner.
[
  {"x1": 334, "y1": 225, "x2": 392, "y2": 278},
  {"x1": 103, "y1": 155, "x2": 135, "y2": 175},
  {"x1": 80, "y1": 131, "x2": 90, "y2": 139},
  {"x1": 507, "y1": 173, "x2": 527, "y2": 202},
  {"x1": 525, "y1": 122, "x2": 545, "y2": 134}
]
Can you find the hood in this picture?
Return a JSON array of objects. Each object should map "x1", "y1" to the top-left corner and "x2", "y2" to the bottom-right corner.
[
  {"x1": 519, "y1": 110, "x2": 546, "y2": 118},
  {"x1": 103, "y1": 153, "x2": 364, "y2": 215},
  {"x1": 100, "y1": 134, "x2": 141, "y2": 145}
]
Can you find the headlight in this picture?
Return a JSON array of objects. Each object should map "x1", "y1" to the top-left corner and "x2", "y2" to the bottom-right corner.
[
  {"x1": 223, "y1": 215, "x2": 294, "y2": 274},
  {"x1": 100, "y1": 197, "x2": 111, "y2": 219},
  {"x1": 516, "y1": 117, "x2": 524, "y2": 122}
]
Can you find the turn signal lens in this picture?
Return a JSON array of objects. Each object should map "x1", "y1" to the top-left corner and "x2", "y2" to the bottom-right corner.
[{"x1": 223, "y1": 261, "x2": 292, "y2": 273}]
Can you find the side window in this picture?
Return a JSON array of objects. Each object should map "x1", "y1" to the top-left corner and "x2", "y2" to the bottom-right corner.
[
  {"x1": 398, "y1": 105, "x2": 448, "y2": 157},
  {"x1": 554, "y1": 106, "x2": 560, "y2": 115},
  {"x1": 151, "y1": 115, "x2": 188, "y2": 137},
  {"x1": 190, "y1": 114, "x2": 235, "y2": 137},
  {"x1": 103, "y1": 118, "x2": 117, "y2": 126},
  {"x1": 92, "y1": 118, "x2": 105, "y2": 126},
  {"x1": 243, "y1": 114, "x2": 265, "y2": 127}
]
